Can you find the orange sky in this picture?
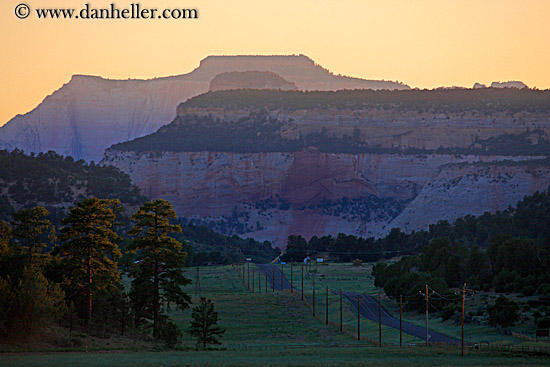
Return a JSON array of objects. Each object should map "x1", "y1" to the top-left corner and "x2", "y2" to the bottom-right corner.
[{"x1": 1, "y1": 0, "x2": 550, "y2": 126}]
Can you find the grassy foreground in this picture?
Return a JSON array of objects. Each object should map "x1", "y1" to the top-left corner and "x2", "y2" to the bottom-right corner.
[
  {"x1": 1, "y1": 265, "x2": 549, "y2": 366},
  {"x1": 2, "y1": 346, "x2": 550, "y2": 367}
]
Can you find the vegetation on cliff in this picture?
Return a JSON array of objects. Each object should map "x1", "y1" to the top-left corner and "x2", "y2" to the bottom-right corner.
[
  {"x1": 0, "y1": 149, "x2": 144, "y2": 221},
  {"x1": 182, "y1": 88, "x2": 550, "y2": 114},
  {"x1": 110, "y1": 112, "x2": 550, "y2": 156}
]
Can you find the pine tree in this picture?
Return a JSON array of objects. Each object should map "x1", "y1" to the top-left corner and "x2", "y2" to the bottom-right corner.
[
  {"x1": 11, "y1": 206, "x2": 55, "y2": 264},
  {"x1": 128, "y1": 199, "x2": 191, "y2": 339},
  {"x1": 56, "y1": 197, "x2": 122, "y2": 325},
  {"x1": 0, "y1": 220, "x2": 10, "y2": 256},
  {"x1": 188, "y1": 297, "x2": 225, "y2": 349}
]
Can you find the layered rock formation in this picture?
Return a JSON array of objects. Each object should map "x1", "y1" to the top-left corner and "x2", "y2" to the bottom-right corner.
[
  {"x1": 103, "y1": 148, "x2": 550, "y2": 246},
  {"x1": 102, "y1": 88, "x2": 550, "y2": 247},
  {"x1": 0, "y1": 55, "x2": 408, "y2": 162}
]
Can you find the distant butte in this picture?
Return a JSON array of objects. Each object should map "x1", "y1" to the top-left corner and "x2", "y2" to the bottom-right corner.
[{"x1": 0, "y1": 55, "x2": 409, "y2": 162}]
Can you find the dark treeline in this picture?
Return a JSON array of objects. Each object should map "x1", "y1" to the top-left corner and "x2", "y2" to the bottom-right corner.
[
  {"x1": 282, "y1": 187, "x2": 550, "y2": 264},
  {"x1": 182, "y1": 88, "x2": 550, "y2": 114},
  {"x1": 174, "y1": 220, "x2": 280, "y2": 266},
  {"x1": 371, "y1": 236, "x2": 550, "y2": 328},
  {"x1": 110, "y1": 113, "x2": 550, "y2": 156},
  {"x1": 281, "y1": 188, "x2": 550, "y2": 329},
  {"x1": 0, "y1": 199, "x2": 192, "y2": 346}
]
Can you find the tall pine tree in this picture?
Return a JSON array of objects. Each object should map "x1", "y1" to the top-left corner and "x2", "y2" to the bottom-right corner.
[
  {"x1": 56, "y1": 197, "x2": 122, "y2": 325},
  {"x1": 128, "y1": 199, "x2": 191, "y2": 339}
]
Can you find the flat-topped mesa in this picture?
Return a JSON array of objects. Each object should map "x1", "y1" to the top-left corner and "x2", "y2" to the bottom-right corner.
[
  {"x1": 193, "y1": 54, "x2": 409, "y2": 91},
  {"x1": 0, "y1": 54, "x2": 409, "y2": 162}
]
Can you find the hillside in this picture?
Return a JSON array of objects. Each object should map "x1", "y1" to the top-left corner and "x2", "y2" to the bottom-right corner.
[
  {"x1": 104, "y1": 88, "x2": 550, "y2": 246},
  {"x1": 0, "y1": 55, "x2": 408, "y2": 162},
  {"x1": 0, "y1": 149, "x2": 143, "y2": 221}
]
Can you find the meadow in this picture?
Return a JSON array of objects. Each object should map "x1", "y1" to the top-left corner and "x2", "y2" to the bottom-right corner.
[{"x1": 1, "y1": 264, "x2": 549, "y2": 367}]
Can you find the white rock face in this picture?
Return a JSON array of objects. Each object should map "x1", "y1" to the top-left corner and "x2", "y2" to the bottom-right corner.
[
  {"x1": 490, "y1": 81, "x2": 528, "y2": 89},
  {"x1": 388, "y1": 163, "x2": 550, "y2": 233},
  {"x1": 103, "y1": 149, "x2": 549, "y2": 246},
  {"x1": 0, "y1": 55, "x2": 409, "y2": 162}
]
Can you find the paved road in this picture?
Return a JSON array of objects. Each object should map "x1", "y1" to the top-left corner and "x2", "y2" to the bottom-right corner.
[
  {"x1": 343, "y1": 292, "x2": 458, "y2": 343},
  {"x1": 255, "y1": 264, "x2": 458, "y2": 343},
  {"x1": 256, "y1": 263, "x2": 295, "y2": 291}
]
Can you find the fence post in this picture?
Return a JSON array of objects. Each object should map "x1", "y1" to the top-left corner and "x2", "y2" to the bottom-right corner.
[{"x1": 301, "y1": 263, "x2": 304, "y2": 300}]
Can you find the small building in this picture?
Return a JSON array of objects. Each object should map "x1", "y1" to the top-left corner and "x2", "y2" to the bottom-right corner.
[{"x1": 353, "y1": 259, "x2": 363, "y2": 267}]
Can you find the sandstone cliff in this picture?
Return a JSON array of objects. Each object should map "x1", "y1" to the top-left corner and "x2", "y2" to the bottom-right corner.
[
  {"x1": 0, "y1": 55, "x2": 408, "y2": 162},
  {"x1": 103, "y1": 148, "x2": 549, "y2": 247}
]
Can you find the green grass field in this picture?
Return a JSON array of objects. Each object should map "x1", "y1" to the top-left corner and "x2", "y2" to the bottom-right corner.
[
  {"x1": 278, "y1": 262, "x2": 533, "y2": 343},
  {"x1": 1, "y1": 264, "x2": 549, "y2": 367}
]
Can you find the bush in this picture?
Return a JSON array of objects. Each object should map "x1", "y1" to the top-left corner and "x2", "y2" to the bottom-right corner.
[{"x1": 487, "y1": 296, "x2": 520, "y2": 327}]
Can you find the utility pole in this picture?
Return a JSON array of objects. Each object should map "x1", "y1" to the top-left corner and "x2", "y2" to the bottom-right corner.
[
  {"x1": 195, "y1": 266, "x2": 201, "y2": 296},
  {"x1": 272, "y1": 268, "x2": 275, "y2": 292},
  {"x1": 290, "y1": 262, "x2": 293, "y2": 293},
  {"x1": 247, "y1": 262, "x2": 250, "y2": 290},
  {"x1": 224, "y1": 239, "x2": 227, "y2": 264},
  {"x1": 265, "y1": 273, "x2": 267, "y2": 293},
  {"x1": 301, "y1": 263, "x2": 304, "y2": 300},
  {"x1": 313, "y1": 279, "x2": 316, "y2": 316},
  {"x1": 258, "y1": 271, "x2": 261, "y2": 294},
  {"x1": 326, "y1": 285, "x2": 329, "y2": 325},
  {"x1": 339, "y1": 289, "x2": 343, "y2": 332},
  {"x1": 378, "y1": 291, "x2": 382, "y2": 346},
  {"x1": 281, "y1": 263, "x2": 284, "y2": 292},
  {"x1": 419, "y1": 284, "x2": 431, "y2": 346},
  {"x1": 399, "y1": 295, "x2": 403, "y2": 348},
  {"x1": 252, "y1": 270, "x2": 255, "y2": 293},
  {"x1": 357, "y1": 295, "x2": 361, "y2": 340},
  {"x1": 457, "y1": 283, "x2": 473, "y2": 356}
]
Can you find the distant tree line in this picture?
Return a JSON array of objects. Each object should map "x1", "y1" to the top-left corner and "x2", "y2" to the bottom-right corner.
[
  {"x1": 182, "y1": 88, "x2": 550, "y2": 114},
  {"x1": 282, "y1": 187, "x2": 550, "y2": 264}
]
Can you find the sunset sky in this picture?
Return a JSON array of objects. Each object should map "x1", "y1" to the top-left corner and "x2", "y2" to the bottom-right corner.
[{"x1": 1, "y1": 0, "x2": 550, "y2": 126}]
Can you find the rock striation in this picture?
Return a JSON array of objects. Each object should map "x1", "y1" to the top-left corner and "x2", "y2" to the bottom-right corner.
[{"x1": 103, "y1": 148, "x2": 550, "y2": 247}]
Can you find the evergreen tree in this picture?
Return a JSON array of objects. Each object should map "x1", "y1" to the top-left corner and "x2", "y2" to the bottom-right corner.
[
  {"x1": 56, "y1": 197, "x2": 122, "y2": 325},
  {"x1": 11, "y1": 206, "x2": 55, "y2": 264},
  {"x1": 128, "y1": 199, "x2": 191, "y2": 339},
  {"x1": 188, "y1": 297, "x2": 225, "y2": 349},
  {"x1": 0, "y1": 220, "x2": 10, "y2": 256}
]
